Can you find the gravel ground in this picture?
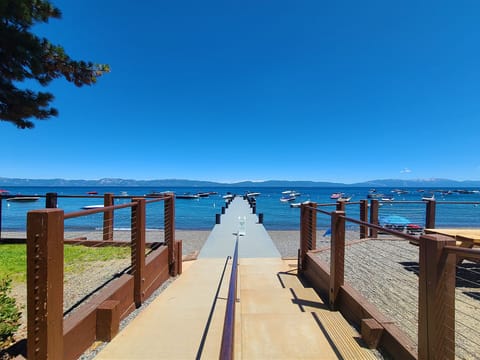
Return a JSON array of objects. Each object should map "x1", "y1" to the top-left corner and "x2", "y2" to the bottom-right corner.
[{"x1": 309, "y1": 237, "x2": 480, "y2": 359}]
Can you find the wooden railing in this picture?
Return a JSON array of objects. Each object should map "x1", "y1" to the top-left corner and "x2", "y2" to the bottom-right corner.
[
  {"x1": 299, "y1": 202, "x2": 480, "y2": 359},
  {"x1": 25, "y1": 193, "x2": 180, "y2": 360}
]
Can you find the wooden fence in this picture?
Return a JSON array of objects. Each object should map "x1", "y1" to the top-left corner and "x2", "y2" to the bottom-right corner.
[
  {"x1": 299, "y1": 201, "x2": 480, "y2": 359},
  {"x1": 25, "y1": 193, "x2": 181, "y2": 360}
]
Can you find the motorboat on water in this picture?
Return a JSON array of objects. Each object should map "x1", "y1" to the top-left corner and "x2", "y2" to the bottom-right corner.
[
  {"x1": 6, "y1": 196, "x2": 40, "y2": 202},
  {"x1": 246, "y1": 191, "x2": 261, "y2": 197},
  {"x1": 337, "y1": 196, "x2": 351, "y2": 202},
  {"x1": 82, "y1": 204, "x2": 104, "y2": 209},
  {"x1": 367, "y1": 189, "x2": 384, "y2": 199},
  {"x1": 280, "y1": 194, "x2": 296, "y2": 202},
  {"x1": 176, "y1": 193, "x2": 200, "y2": 199},
  {"x1": 290, "y1": 200, "x2": 311, "y2": 208},
  {"x1": 145, "y1": 191, "x2": 164, "y2": 197},
  {"x1": 330, "y1": 192, "x2": 343, "y2": 199}
]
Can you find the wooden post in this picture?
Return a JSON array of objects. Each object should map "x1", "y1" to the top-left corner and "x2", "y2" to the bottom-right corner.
[
  {"x1": 329, "y1": 210, "x2": 345, "y2": 310},
  {"x1": 175, "y1": 240, "x2": 183, "y2": 275},
  {"x1": 336, "y1": 200, "x2": 345, "y2": 211},
  {"x1": 27, "y1": 209, "x2": 64, "y2": 360},
  {"x1": 45, "y1": 192, "x2": 58, "y2": 208},
  {"x1": 164, "y1": 194, "x2": 176, "y2": 276},
  {"x1": 418, "y1": 234, "x2": 456, "y2": 359},
  {"x1": 425, "y1": 199, "x2": 436, "y2": 229},
  {"x1": 360, "y1": 200, "x2": 368, "y2": 239},
  {"x1": 103, "y1": 193, "x2": 114, "y2": 241},
  {"x1": 96, "y1": 300, "x2": 120, "y2": 342},
  {"x1": 369, "y1": 200, "x2": 379, "y2": 238},
  {"x1": 131, "y1": 198, "x2": 146, "y2": 307},
  {"x1": 299, "y1": 202, "x2": 317, "y2": 272}
]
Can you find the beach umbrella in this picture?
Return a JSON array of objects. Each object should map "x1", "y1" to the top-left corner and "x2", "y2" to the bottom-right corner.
[{"x1": 381, "y1": 215, "x2": 411, "y2": 225}]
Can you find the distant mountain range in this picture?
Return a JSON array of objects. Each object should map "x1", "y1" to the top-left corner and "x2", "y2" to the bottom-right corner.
[{"x1": 1, "y1": 177, "x2": 480, "y2": 188}]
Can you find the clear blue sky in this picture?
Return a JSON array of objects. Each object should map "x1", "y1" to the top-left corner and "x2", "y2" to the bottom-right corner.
[{"x1": 2, "y1": 0, "x2": 480, "y2": 183}]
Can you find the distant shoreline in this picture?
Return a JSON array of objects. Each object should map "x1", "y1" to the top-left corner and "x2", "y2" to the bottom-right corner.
[{"x1": 2, "y1": 177, "x2": 480, "y2": 187}]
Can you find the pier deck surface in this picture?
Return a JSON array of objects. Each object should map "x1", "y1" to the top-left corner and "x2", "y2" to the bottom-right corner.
[
  {"x1": 199, "y1": 196, "x2": 281, "y2": 258},
  {"x1": 95, "y1": 197, "x2": 378, "y2": 359}
]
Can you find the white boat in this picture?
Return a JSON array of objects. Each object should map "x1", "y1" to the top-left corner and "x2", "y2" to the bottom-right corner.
[
  {"x1": 290, "y1": 202, "x2": 301, "y2": 208},
  {"x1": 6, "y1": 196, "x2": 40, "y2": 202},
  {"x1": 176, "y1": 193, "x2": 200, "y2": 199},
  {"x1": 338, "y1": 196, "x2": 351, "y2": 202},
  {"x1": 422, "y1": 195, "x2": 435, "y2": 201},
  {"x1": 223, "y1": 193, "x2": 234, "y2": 199},
  {"x1": 280, "y1": 194, "x2": 296, "y2": 202},
  {"x1": 246, "y1": 192, "x2": 261, "y2": 197},
  {"x1": 330, "y1": 192, "x2": 343, "y2": 199},
  {"x1": 82, "y1": 204, "x2": 104, "y2": 209}
]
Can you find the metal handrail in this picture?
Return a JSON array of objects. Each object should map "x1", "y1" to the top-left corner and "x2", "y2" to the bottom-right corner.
[{"x1": 219, "y1": 234, "x2": 240, "y2": 360}]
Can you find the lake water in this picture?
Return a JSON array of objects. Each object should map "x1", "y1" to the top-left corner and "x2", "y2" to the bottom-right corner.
[{"x1": 2, "y1": 186, "x2": 480, "y2": 231}]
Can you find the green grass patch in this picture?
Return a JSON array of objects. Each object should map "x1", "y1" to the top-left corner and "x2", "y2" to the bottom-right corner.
[{"x1": 0, "y1": 244, "x2": 131, "y2": 283}]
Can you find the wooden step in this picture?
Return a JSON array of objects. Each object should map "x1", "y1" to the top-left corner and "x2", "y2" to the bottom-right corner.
[{"x1": 314, "y1": 310, "x2": 378, "y2": 360}]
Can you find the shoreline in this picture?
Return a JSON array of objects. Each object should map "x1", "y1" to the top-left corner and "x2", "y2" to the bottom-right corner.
[{"x1": 1, "y1": 229, "x2": 360, "y2": 259}]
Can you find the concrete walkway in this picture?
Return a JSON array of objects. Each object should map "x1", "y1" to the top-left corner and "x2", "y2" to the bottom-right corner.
[
  {"x1": 199, "y1": 196, "x2": 281, "y2": 258},
  {"x1": 95, "y1": 196, "x2": 378, "y2": 359}
]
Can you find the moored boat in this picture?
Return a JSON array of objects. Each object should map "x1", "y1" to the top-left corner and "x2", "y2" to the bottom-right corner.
[
  {"x1": 145, "y1": 191, "x2": 166, "y2": 197},
  {"x1": 6, "y1": 196, "x2": 40, "y2": 202},
  {"x1": 330, "y1": 192, "x2": 343, "y2": 199},
  {"x1": 176, "y1": 193, "x2": 200, "y2": 199},
  {"x1": 82, "y1": 204, "x2": 104, "y2": 210},
  {"x1": 280, "y1": 194, "x2": 296, "y2": 202}
]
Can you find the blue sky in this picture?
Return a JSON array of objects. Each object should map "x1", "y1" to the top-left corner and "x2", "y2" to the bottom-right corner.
[{"x1": 2, "y1": 0, "x2": 480, "y2": 183}]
